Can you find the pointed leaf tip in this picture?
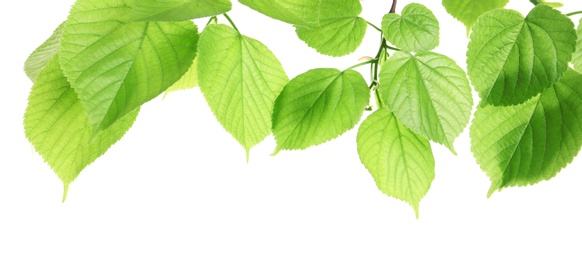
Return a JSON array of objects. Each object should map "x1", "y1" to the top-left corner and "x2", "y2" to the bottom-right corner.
[
  {"x1": 357, "y1": 108, "x2": 435, "y2": 215},
  {"x1": 471, "y1": 69, "x2": 582, "y2": 194},
  {"x1": 198, "y1": 25, "x2": 288, "y2": 154},
  {"x1": 24, "y1": 57, "x2": 139, "y2": 195},
  {"x1": 62, "y1": 183, "x2": 69, "y2": 203}
]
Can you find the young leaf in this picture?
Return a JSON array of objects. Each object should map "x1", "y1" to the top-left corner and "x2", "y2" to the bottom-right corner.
[
  {"x1": 24, "y1": 23, "x2": 63, "y2": 82},
  {"x1": 467, "y1": 5, "x2": 576, "y2": 106},
  {"x1": 24, "y1": 57, "x2": 138, "y2": 200},
  {"x1": 357, "y1": 108, "x2": 435, "y2": 217},
  {"x1": 197, "y1": 24, "x2": 289, "y2": 157},
  {"x1": 272, "y1": 68, "x2": 370, "y2": 153},
  {"x1": 238, "y1": 0, "x2": 319, "y2": 27},
  {"x1": 572, "y1": 18, "x2": 582, "y2": 73},
  {"x1": 382, "y1": 3, "x2": 439, "y2": 53},
  {"x1": 295, "y1": 0, "x2": 367, "y2": 57},
  {"x1": 130, "y1": 0, "x2": 232, "y2": 21},
  {"x1": 442, "y1": 0, "x2": 509, "y2": 33},
  {"x1": 379, "y1": 51, "x2": 473, "y2": 153},
  {"x1": 164, "y1": 57, "x2": 199, "y2": 98},
  {"x1": 59, "y1": 0, "x2": 198, "y2": 133},
  {"x1": 471, "y1": 69, "x2": 582, "y2": 196}
]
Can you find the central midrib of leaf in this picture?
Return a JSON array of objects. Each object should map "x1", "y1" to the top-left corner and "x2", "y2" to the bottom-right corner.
[
  {"x1": 239, "y1": 37, "x2": 273, "y2": 146},
  {"x1": 317, "y1": 17, "x2": 359, "y2": 40},
  {"x1": 409, "y1": 57, "x2": 452, "y2": 147},
  {"x1": 475, "y1": 22, "x2": 523, "y2": 102},
  {"x1": 395, "y1": 119, "x2": 415, "y2": 200},
  {"x1": 100, "y1": 23, "x2": 149, "y2": 130},
  {"x1": 474, "y1": 99, "x2": 539, "y2": 185},
  {"x1": 230, "y1": 34, "x2": 272, "y2": 147}
]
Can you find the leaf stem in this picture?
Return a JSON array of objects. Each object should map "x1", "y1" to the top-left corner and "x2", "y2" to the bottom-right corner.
[
  {"x1": 223, "y1": 13, "x2": 239, "y2": 32},
  {"x1": 375, "y1": 89, "x2": 385, "y2": 108},
  {"x1": 385, "y1": 45, "x2": 400, "y2": 52},
  {"x1": 566, "y1": 11, "x2": 582, "y2": 17},
  {"x1": 347, "y1": 60, "x2": 378, "y2": 71},
  {"x1": 366, "y1": 21, "x2": 382, "y2": 33}
]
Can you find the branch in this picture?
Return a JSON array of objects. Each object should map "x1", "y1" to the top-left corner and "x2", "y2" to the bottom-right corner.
[{"x1": 390, "y1": 0, "x2": 397, "y2": 13}]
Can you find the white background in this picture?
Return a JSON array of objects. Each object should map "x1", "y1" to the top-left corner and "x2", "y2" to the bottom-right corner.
[{"x1": 2, "y1": 0, "x2": 582, "y2": 259}]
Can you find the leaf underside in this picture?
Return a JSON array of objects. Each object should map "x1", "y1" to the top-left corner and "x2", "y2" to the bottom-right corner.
[
  {"x1": 272, "y1": 68, "x2": 370, "y2": 152},
  {"x1": 238, "y1": 0, "x2": 319, "y2": 26},
  {"x1": 295, "y1": 0, "x2": 367, "y2": 57},
  {"x1": 24, "y1": 57, "x2": 138, "y2": 194},
  {"x1": 357, "y1": 108, "x2": 435, "y2": 217},
  {"x1": 60, "y1": 0, "x2": 198, "y2": 133},
  {"x1": 382, "y1": 3, "x2": 439, "y2": 53},
  {"x1": 572, "y1": 18, "x2": 582, "y2": 73},
  {"x1": 467, "y1": 5, "x2": 576, "y2": 106},
  {"x1": 130, "y1": 0, "x2": 232, "y2": 21},
  {"x1": 471, "y1": 69, "x2": 582, "y2": 196},
  {"x1": 197, "y1": 24, "x2": 289, "y2": 156},
  {"x1": 442, "y1": 0, "x2": 509, "y2": 32},
  {"x1": 24, "y1": 23, "x2": 64, "y2": 82},
  {"x1": 380, "y1": 51, "x2": 473, "y2": 153}
]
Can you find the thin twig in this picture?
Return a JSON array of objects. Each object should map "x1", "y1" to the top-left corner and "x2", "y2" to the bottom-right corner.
[{"x1": 390, "y1": 0, "x2": 397, "y2": 13}]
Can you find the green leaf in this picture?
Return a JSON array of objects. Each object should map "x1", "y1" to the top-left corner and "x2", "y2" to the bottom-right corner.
[
  {"x1": 357, "y1": 108, "x2": 435, "y2": 217},
  {"x1": 60, "y1": 0, "x2": 198, "y2": 133},
  {"x1": 467, "y1": 5, "x2": 576, "y2": 106},
  {"x1": 471, "y1": 69, "x2": 582, "y2": 196},
  {"x1": 130, "y1": 0, "x2": 231, "y2": 21},
  {"x1": 379, "y1": 51, "x2": 473, "y2": 153},
  {"x1": 536, "y1": 1, "x2": 564, "y2": 8},
  {"x1": 295, "y1": 0, "x2": 367, "y2": 57},
  {"x1": 442, "y1": 0, "x2": 509, "y2": 32},
  {"x1": 238, "y1": 0, "x2": 319, "y2": 26},
  {"x1": 272, "y1": 68, "x2": 370, "y2": 153},
  {"x1": 572, "y1": 18, "x2": 582, "y2": 73},
  {"x1": 197, "y1": 24, "x2": 289, "y2": 157},
  {"x1": 164, "y1": 57, "x2": 199, "y2": 98},
  {"x1": 24, "y1": 23, "x2": 64, "y2": 82},
  {"x1": 382, "y1": 3, "x2": 439, "y2": 53},
  {"x1": 24, "y1": 57, "x2": 138, "y2": 201}
]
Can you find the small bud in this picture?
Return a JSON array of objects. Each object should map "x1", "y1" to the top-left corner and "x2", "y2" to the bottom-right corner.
[{"x1": 358, "y1": 56, "x2": 374, "y2": 62}]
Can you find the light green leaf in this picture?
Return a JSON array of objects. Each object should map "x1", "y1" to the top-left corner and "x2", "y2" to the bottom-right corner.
[
  {"x1": 295, "y1": 0, "x2": 367, "y2": 57},
  {"x1": 471, "y1": 69, "x2": 582, "y2": 196},
  {"x1": 442, "y1": 0, "x2": 509, "y2": 32},
  {"x1": 357, "y1": 108, "x2": 435, "y2": 217},
  {"x1": 239, "y1": 0, "x2": 319, "y2": 26},
  {"x1": 197, "y1": 24, "x2": 289, "y2": 157},
  {"x1": 24, "y1": 57, "x2": 138, "y2": 201},
  {"x1": 272, "y1": 68, "x2": 370, "y2": 153},
  {"x1": 382, "y1": 3, "x2": 439, "y2": 53},
  {"x1": 60, "y1": 0, "x2": 198, "y2": 133},
  {"x1": 379, "y1": 51, "x2": 472, "y2": 153},
  {"x1": 467, "y1": 5, "x2": 576, "y2": 106},
  {"x1": 24, "y1": 23, "x2": 63, "y2": 82},
  {"x1": 130, "y1": 0, "x2": 231, "y2": 21},
  {"x1": 572, "y1": 18, "x2": 582, "y2": 73},
  {"x1": 164, "y1": 57, "x2": 199, "y2": 98}
]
